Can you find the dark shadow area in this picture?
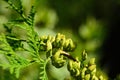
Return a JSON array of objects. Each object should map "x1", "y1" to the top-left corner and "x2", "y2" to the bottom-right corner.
[{"x1": 100, "y1": 2, "x2": 120, "y2": 79}]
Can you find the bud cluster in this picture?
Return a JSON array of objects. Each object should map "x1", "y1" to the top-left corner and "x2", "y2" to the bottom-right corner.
[
  {"x1": 67, "y1": 58, "x2": 81, "y2": 77},
  {"x1": 67, "y1": 50, "x2": 105, "y2": 80},
  {"x1": 39, "y1": 33, "x2": 105, "y2": 80},
  {"x1": 39, "y1": 33, "x2": 75, "y2": 68}
]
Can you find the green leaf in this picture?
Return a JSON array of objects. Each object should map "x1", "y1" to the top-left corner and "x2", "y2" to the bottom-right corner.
[
  {"x1": 26, "y1": 6, "x2": 36, "y2": 26},
  {"x1": 0, "y1": 34, "x2": 31, "y2": 78},
  {"x1": 9, "y1": 0, "x2": 23, "y2": 14},
  {"x1": 39, "y1": 59, "x2": 49, "y2": 80}
]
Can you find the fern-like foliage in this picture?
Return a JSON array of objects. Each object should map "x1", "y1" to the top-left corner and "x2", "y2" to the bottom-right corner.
[
  {"x1": 26, "y1": 6, "x2": 36, "y2": 26},
  {"x1": 0, "y1": 34, "x2": 30, "y2": 78},
  {"x1": 4, "y1": 0, "x2": 23, "y2": 14},
  {"x1": 1, "y1": 0, "x2": 47, "y2": 79},
  {"x1": 39, "y1": 59, "x2": 49, "y2": 80}
]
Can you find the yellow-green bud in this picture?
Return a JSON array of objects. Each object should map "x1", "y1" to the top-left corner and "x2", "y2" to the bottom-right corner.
[
  {"x1": 92, "y1": 75, "x2": 99, "y2": 80},
  {"x1": 89, "y1": 58, "x2": 95, "y2": 65},
  {"x1": 51, "y1": 49, "x2": 66, "y2": 68},
  {"x1": 88, "y1": 64, "x2": 96, "y2": 71},
  {"x1": 81, "y1": 67, "x2": 87, "y2": 79},
  {"x1": 99, "y1": 75, "x2": 103, "y2": 80},
  {"x1": 56, "y1": 33, "x2": 61, "y2": 43},
  {"x1": 40, "y1": 36, "x2": 47, "y2": 41},
  {"x1": 63, "y1": 39, "x2": 75, "y2": 51},
  {"x1": 51, "y1": 36, "x2": 55, "y2": 42},
  {"x1": 46, "y1": 40, "x2": 52, "y2": 51},
  {"x1": 53, "y1": 33, "x2": 66, "y2": 48},
  {"x1": 91, "y1": 68, "x2": 96, "y2": 75},
  {"x1": 67, "y1": 60, "x2": 80, "y2": 77},
  {"x1": 85, "y1": 74, "x2": 90, "y2": 80},
  {"x1": 82, "y1": 50, "x2": 87, "y2": 61},
  {"x1": 64, "y1": 39, "x2": 69, "y2": 48},
  {"x1": 69, "y1": 39, "x2": 75, "y2": 51},
  {"x1": 60, "y1": 35, "x2": 66, "y2": 46}
]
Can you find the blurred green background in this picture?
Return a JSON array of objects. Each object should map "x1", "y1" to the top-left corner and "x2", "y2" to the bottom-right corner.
[{"x1": 0, "y1": 0, "x2": 120, "y2": 80}]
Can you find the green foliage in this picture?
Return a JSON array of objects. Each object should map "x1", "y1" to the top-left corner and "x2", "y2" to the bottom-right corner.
[
  {"x1": 39, "y1": 59, "x2": 48, "y2": 80},
  {"x1": 0, "y1": 34, "x2": 30, "y2": 78},
  {"x1": 0, "y1": 0, "x2": 107, "y2": 80}
]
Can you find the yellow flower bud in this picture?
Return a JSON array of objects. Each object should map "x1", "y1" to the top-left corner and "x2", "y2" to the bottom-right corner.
[
  {"x1": 92, "y1": 75, "x2": 99, "y2": 80},
  {"x1": 89, "y1": 58, "x2": 95, "y2": 65},
  {"x1": 63, "y1": 39, "x2": 75, "y2": 51},
  {"x1": 85, "y1": 74, "x2": 90, "y2": 80},
  {"x1": 91, "y1": 68, "x2": 96, "y2": 75},
  {"x1": 67, "y1": 60, "x2": 80, "y2": 77},
  {"x1": 46, "y1": 40, "x2": 52, "y2": 51},
  {"x1": 88, "y1": 64, "x2": 96, "y2": 71},
  {"x1": 81, "y1": 67, "x2": 87, "y2": 79},
  {"x1": 53, "y1": 33, "x2": 66, "y2": 48},
  {"x1": 82, "y1": 50, "x2": 87, "y2": 61},
  {"x1": 99, "y1": 75, "x2": 104, "y2": 80},
  {"x1": 64, "y1": 39, "x2": 69, "y2": 48},
  {"x1": 40, "y1": 36, "x2": 47, "y2": 41},
  {"x1": 51, "y1": 36, "x2": 55, "y2": 42},
  {"x1": 51, "y1": 49, "x2": 66, "y2": 68}
]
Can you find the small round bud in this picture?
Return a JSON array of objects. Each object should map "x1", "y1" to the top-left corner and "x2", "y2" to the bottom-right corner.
[
  {"x1": 99, "y1": 75, "x2": 104, "y2": 80},
  {"x1": 89, "y1": 58, "x2": 95, "y2": 65},
  {"x1": 81, "y1": 67, "x2": 87, "y2": 79},
  {"x1": 88, "y1": 64, "x2": 96, "y2": 71},
  {"x1": 67, "y1": 60, "x2": 80, "y2": 77},
  {"x1": 85, "y1": 74, "x2": 90, "y2": 80},
  {"x1": 51, "y1": 49, "x2": 66, "y2": 68},
  {"x1": 40, "y1": 36, "x2": 47, "y2": 42},
  {"x1": 68, "y1": 39, "x2": 75, "y2": 51},
  {"x1": 56, "y1": 33, "x2": 61, "y2": 43},
  {"x1": 46, "y1": 40, "x2": 52, "y2": 51},
  {"x1": 63, "y1": 39, "x2": 69, "y2": 49},
  {"x1": 82, "y1": 50, "x2": 87, "y2": 61},
  {"x1": 92, "y1": 75, "x2": 99, "y2": 80},
  {"x1": 51, "y1": 36, "x2": 55, "y2": 42},
  {"x1": 63, "y1": 39, "x2": 75, "y2": 51},
  {"x1": 60, "y1": 35, "x2": 66, "y2": 46},
  {"x1": 91, "y1": 68, "x2": 96, "y2": 75},
  {"x1": 53, "y1": 33, "x2": 65, "y2": 48}
]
